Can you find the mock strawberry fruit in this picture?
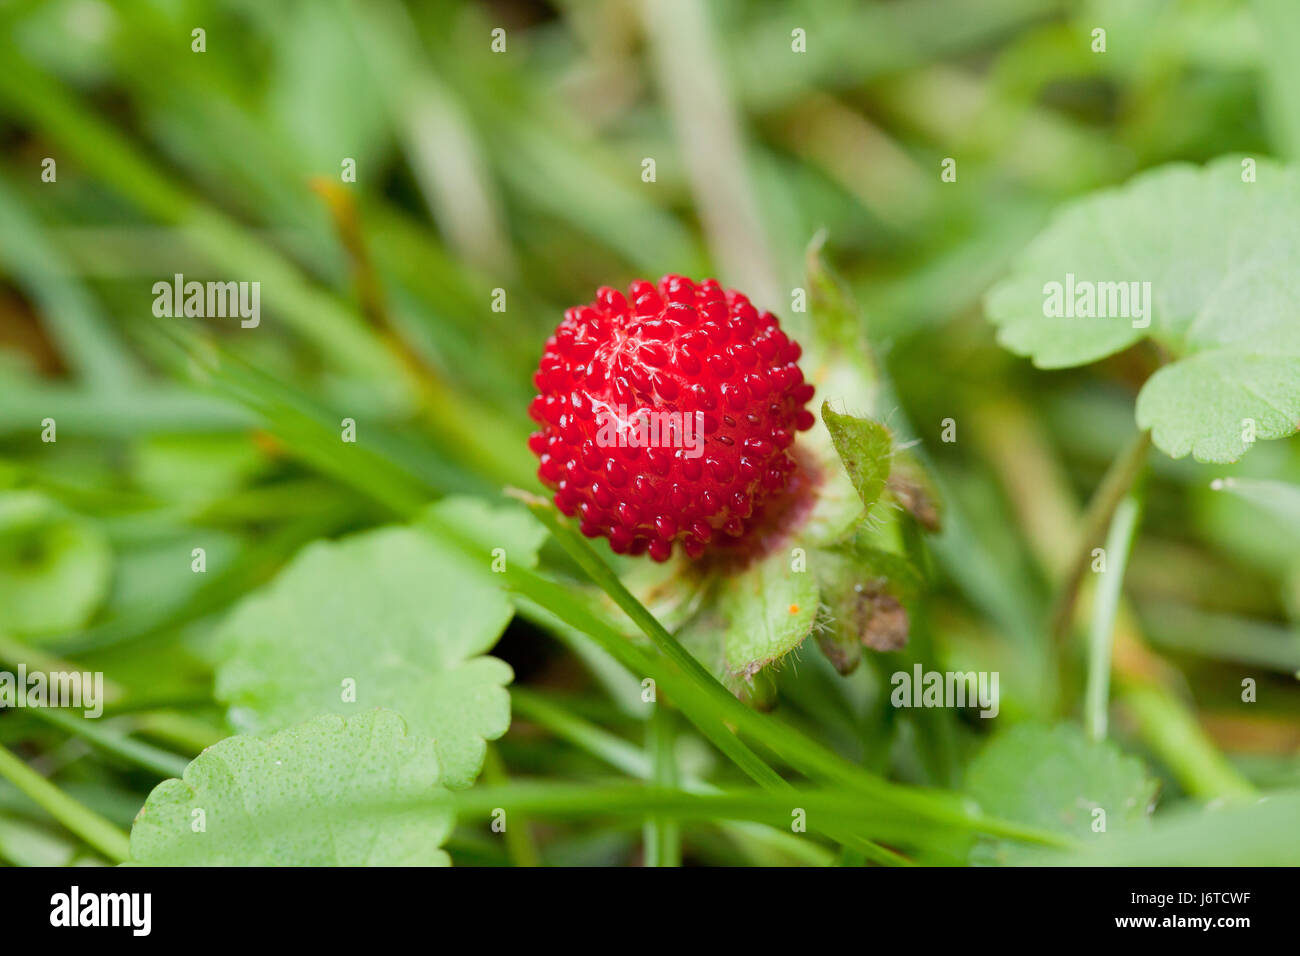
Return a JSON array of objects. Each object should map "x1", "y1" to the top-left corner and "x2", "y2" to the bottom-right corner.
[{"x1": 528, "y1": 275, "x2": 816, "y2": 561}]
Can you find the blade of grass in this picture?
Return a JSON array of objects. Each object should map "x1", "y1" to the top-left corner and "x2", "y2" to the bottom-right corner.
[
  {"x1": 0, "y1": 382, "x2": 254, "y2": 438},
  {"x1": 442, "y1": 782, "x2": 924, "y2": 836},
  {"x1": 437, "y1": 780, "x2": 1048, "y2": 851},
  {"x1": 0, "y1": 36, "x2": 408, "y2": 389},
  {"x1": 164, "y1": 324, "x2": 522, "y2": 506},
  {"x1": 340, "y1": 0, "x2": 515, "y2": 273},
  {"x1": 21, "y1": 706, "x2": 190, "y2": 780},
  {"x1": 0, "y1": 814, "x2": 80, "y2": 867},
  {"x1": 643, "y1": 703, "x2": 680, "y2": 866},
  {"x1": 0, "y1": 636, "x2": 201, "y2": 776},
  {"x1": 1084, "y1": 487, "x2": 1143, "y2": 740},
  {"x1": 53, "y1": 512, "x2": 342, "y2": 656},
  {"x1": 128, "y1": 712, "x2": 226, "y2": 754},
  {"x1": 0, "y1": 178, "x2": 141, "y2": 389},
  {"x1": 0, "y1": 743, "x2": 130, "y2": 863},
  {"x1": 0, "y1": 634, "x2": 124, "y2": 704},
  {"x1": 640, "y1": 0, "x2": 782, "y2": 307}
]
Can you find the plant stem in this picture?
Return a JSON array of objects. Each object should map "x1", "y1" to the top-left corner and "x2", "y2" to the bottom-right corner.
[
  {"x1": 644, "y1": 704, "x2": 681, "y2": 866},
  {"x1": 1050, "y1": 429, "x2": 1152, "y2": 645},
  {"x1": 0, "y1": 743, "x2": 131, "y2": 863},
  {"x1": 1084, "y1": 488, "x2": 1144, "y2": 740}
]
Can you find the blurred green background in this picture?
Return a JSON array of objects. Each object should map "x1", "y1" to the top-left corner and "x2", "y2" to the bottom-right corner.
[{"x1": 1, "y1": 0, "x2": 1299, "y2": 865}]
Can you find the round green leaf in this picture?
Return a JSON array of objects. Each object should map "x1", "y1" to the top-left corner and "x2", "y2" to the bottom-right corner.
[
  {"x1": 129, "y1": 711, "x2": 453, "y2": 866},
  {"x1": 965, "y1": 723, "x2": 1157, "y2": 863},
  {"x1": 986, "y1": 156, "x2": 1300, "y2": 462},
  {"x1": 215, "y1": 498, "x2": 541, "y2": 788}
]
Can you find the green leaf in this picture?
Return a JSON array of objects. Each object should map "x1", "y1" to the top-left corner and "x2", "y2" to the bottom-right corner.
[
  {"x1": 1139, "y1": 351, "x2": 1300, "y2": 463},
  {"x1": 821, "y1": 402, "x2": 893, "y2": 511},
  {"x1": 985, "y1": 156, "x2": 1300, "y2": 463},
  {"x1": 965, "y1": 723, "x2": 1157, "y2": 863},
  {"x1": 678, "y1": 549, "x2": 819, "y2": 692},
  {"x1": 129, "y1": 711, "x2": 453, "y2": 866},
  {"x1": 813, "y1": 542, "x2": 924, "y2": 670},
  {"x1": 712, "y1": 549, "x2": 820, "y2": 683},
  {"x1": 215, "y1": 497, "x2": 541, "y2": 788},
  {"x1": 1045, "y1": 790, "x2": 1300, "y2": 866},
  {"x1": 0, "y1": 491, "x2": 111, "y2": 639}
]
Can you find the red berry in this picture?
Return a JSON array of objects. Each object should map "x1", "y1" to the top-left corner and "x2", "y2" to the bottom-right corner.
[{"x1": 528, "y1": 275, "x2": 815, "y2": 561}]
